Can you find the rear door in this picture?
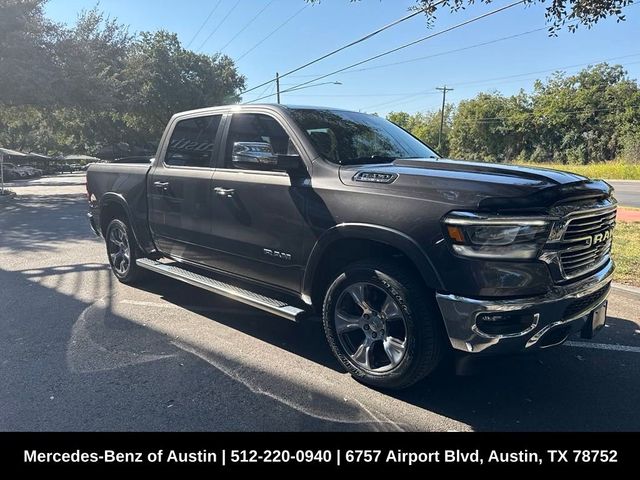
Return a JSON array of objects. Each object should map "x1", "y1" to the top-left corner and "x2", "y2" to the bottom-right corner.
[{"x1": 147, "y1": 113, "x2": 224, "y2": 260}]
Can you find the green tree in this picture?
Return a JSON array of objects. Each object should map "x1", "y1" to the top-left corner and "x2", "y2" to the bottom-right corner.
[
  {"x1": 0, "y1": 4, "x2": 246, "y2": 156},
  {"x1": 122, "y1": 31, "x2": 246, "y2": 140},
  {"x1": 308, "y1": 1, "x2": 633, "y2": 33},
  {"x1": 0, "y1": 0, "x2": 60, "y2": 106},
  {"x1": 53, "y1": 7, "x2": 133, "y2": 110},
  {"x1": 449, "y1": 92, "x2": 532, "y2": 162},
  {"x1": 387, "y1": 106, "x2": 453, "y2": 155},
  {"x1": 531, "y1": 64, "x2": 640, "y2": 163}
]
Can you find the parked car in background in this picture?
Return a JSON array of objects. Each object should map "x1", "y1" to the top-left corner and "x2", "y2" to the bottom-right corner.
[
  {"x1": 18, "y1": 165, "x2": 43, "y2": 177},
  {"x1": 2, "y1": 163, "x2": 29, "y2": 178}
]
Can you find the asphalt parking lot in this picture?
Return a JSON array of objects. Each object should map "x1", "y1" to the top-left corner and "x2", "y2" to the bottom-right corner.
[{"x1": 1, "y1": 174, "x2": 639, "y2": 432}]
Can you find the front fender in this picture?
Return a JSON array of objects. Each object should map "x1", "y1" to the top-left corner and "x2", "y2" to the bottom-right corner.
[{"x1": 302, "y1": 223, "x2": 444, "y2": 299}]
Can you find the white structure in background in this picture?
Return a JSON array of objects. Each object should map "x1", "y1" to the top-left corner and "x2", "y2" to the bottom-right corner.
[{"x1": 0, "y1": 147, "x2": 30, "y2": 195}]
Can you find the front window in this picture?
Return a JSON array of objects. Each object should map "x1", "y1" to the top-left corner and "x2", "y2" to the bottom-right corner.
[
  {"x1": 224, "y1": 113, "x2": 298, "y2": 169},
  {"x1": 288, "y1": 108, "x2": 438, "y2": 165}
]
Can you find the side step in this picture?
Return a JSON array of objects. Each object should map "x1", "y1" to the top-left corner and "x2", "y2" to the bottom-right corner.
[{"x1": 136, "y1": 258, "x2": 307, "y2": 322}]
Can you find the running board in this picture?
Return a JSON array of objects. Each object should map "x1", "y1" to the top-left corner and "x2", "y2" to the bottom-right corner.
[{"x1": 136, "y1": 258, "x2": 307, "y2": 322}]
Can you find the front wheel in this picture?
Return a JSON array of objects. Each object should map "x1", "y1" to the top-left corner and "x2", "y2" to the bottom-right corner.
[
  {"x1": 322, "y1": 260, "x2": 445, "y2": 389},
  {"x1": 105, "y1": 218, "x2": 146, "y2": 284}
]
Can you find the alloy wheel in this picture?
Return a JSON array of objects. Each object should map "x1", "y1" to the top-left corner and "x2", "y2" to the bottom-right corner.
[
  {"x1": 334, "y1": 282, "x2": 408, "y2": 374},
  {"x1": 108, "y1": 224, "x2": 131, "y2": 276}
]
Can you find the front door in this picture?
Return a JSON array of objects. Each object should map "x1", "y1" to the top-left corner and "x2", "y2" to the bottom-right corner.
[
  {"x1": 147, "y1": 113, "x2": 222, "y2": 261},
  {"x1": 209, "y1": 112, "x2": 309, "y2": 292}
]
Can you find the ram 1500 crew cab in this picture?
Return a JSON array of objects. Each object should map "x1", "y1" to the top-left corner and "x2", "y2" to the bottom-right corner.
[{"x1": 87, "y1": 104, "x2": 616, "y2": 389}]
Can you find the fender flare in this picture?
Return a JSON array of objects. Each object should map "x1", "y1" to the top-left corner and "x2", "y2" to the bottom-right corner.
[
  {"x1": 99, "y1": 193, "x2": 144, "y2": 250},
  {"x1": 302, "y1": 223, "x2": 444, "y2": 300}
]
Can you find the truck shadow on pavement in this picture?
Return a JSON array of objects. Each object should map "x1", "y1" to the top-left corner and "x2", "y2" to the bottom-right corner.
[
  {"x1": 134, "y1": 273, "x2": 640, "y2": 431},
  {"x1": 0, "y1": 265, "x2": 394, "y2": 431},
  {"x1": 134, "y1": 274, "x2": 343, "y2": 372},
  {"x1": 393, "y1": 321, "x2": 640, "y2": 431}
]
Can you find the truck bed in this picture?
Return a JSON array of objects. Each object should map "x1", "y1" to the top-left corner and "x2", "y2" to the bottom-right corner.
[{"x1": 86, "y1": 162, "x2": 152, "y2": 247}]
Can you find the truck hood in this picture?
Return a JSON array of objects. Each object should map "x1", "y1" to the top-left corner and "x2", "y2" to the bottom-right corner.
[{"x1": 338, "y1": 158, "x2": 614, "y2": 211}]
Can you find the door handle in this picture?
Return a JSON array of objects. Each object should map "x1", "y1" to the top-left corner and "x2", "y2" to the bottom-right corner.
[
  {"x1": 153, "y1": 181, "x2": 169, "y2": 189},
  {"x1": 214, "y1": 187, "x2": 235, "y2": 198}
]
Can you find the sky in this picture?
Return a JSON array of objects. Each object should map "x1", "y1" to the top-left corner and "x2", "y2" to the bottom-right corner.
[{"x1": 44, "y1": 0, "x2": 640, "y2": 116}]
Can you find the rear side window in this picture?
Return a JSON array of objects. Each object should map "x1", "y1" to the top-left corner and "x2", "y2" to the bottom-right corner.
[{"x1": 165, "y1": 115, "x2": 222, "y2": 167}]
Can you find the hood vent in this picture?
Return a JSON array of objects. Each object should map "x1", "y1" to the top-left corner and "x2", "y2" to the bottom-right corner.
[{"x1": 353, "y1": 171, "x2": 398, "y2": 184}]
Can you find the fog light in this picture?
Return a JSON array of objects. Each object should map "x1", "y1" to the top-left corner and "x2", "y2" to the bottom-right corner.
[{"x1": 475, "y1": 312, "x2": 539, "y2": 337}]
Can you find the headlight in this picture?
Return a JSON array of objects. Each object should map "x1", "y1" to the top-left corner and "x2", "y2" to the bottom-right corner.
[{"x1": 442, "y1": 212, "x2": 551, "y2": 259}]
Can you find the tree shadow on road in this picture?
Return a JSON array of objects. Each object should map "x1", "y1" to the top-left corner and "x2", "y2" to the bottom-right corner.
[{"x1": 0, "y1": 192, "x2": 100, "y2": 253}]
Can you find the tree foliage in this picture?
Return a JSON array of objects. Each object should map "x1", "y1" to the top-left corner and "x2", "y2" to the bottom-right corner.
[
  {"x1": 388, "y1": 106, "x2": 454, "y2": 155},
  {"x1": 388, "y1": 64, "x2": 640, "y2": 163},
  {"x1": 308, "y1": 0, "x2": 634, "y2": 34},
  {"x1": 0, "y1": 0, "x2": 59, "y2": 106},
  {"x1": 123, "y1": 31, "x2": 245, "y2": 139},
  {"x1": 0, "y1": 1, "x2": 246, "y2": 157}
]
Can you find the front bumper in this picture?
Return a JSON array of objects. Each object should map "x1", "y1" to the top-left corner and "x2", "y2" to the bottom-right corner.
[{"x1": 436, "y1": 259, "x2": 614, "y2": 354}]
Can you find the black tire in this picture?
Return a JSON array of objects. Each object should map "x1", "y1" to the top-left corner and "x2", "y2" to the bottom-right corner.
[
  {"x1": 322, "y1": 259, "x2": 445, "y2": 389},
  {"x1": 105, "y1": 218, "x2": 146, "y2": 285}
]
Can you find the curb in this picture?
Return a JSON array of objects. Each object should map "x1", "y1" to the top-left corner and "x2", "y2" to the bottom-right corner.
[{"x1": 611, "y1": 282, "x2": 640, "y2": 299}]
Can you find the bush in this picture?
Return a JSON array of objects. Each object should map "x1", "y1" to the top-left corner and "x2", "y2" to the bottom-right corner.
[{"x1": 621, "y1": 132, "x2": 640, "y2": 164}]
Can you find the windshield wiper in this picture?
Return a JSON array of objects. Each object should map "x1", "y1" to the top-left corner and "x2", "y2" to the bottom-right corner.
[{"x1": 341, "y1": 155, "x2": 397, "y2": 165}]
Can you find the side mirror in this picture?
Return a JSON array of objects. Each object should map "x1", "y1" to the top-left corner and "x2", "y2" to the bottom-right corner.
[{"x1": 232, "y1": 142, "x2": 302, "y2": 172}]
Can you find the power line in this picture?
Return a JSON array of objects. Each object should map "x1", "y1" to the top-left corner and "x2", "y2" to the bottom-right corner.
[
  {"x1": 236, "y1": 4, "x2": 309, "y2": 62},
  {"x1": 241, "y1": 0, "x2": 446, "y2": 96},
  {"x1": 196, "y1": 0, "x2": 243, "y2": 52},
  {"x1": 219, "y1": 0, "x2": 277, "y2": 53},
  {"x1": 448, "y1": 54, "x2": 640, "y2": 88},
  {"x1": 185, "y1": 0, "x2": 222, "y2": 49},
  {"x1": 285, "y1": 27, "x2": 547, "y2": 79},
  {"x1": 285, "y1": 92, "x2": 443, "y2": 97},
  {"x1": 451, "y1": 104, "x2": 640, "y2": 125},
  {"x1": 349, "y1": 28, "x2": 547, "y2": 74},
  {"x1": 359, "y1": 54, "x2": 640, "y2": 112},
  {"x1": 361, "y1": 91, "x2": 440, "y2": 111},
  {"x1": 246, "y1": 0, "x2": 527, "y2": 104}
]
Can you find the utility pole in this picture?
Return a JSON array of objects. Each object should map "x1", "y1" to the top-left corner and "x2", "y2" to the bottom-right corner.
[
  {"x1": 436, "y1": 85, "x2": 453, "y2": 152},
  {"x1": 276, "y1": 72, "x2": 281, "y2": 104}
]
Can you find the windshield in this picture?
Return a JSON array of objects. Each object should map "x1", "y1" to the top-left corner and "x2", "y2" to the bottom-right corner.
[{"x1": 288, "y1": 108, "x2": 438, "y2": 165}]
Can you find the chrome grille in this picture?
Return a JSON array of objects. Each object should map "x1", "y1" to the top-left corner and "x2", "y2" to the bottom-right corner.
[{"x1": 558, "y1": 207, "x2": 616, "y2": 279}]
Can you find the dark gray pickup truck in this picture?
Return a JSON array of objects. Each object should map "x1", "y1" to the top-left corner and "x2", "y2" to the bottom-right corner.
[{"x1": 87, "y1": 104, "x2": 616, "y2": 389}]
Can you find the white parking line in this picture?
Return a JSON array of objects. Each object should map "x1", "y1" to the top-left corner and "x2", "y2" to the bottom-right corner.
[
  {"x1": 119, "y1": 299, "x2": 253, "y2": 315},
  {"x1": 564, "y1": 341, "x2": 640, "y2": 353},
  {"x1": 120, "y1": 300, "x2": 178, "y2": 309}
]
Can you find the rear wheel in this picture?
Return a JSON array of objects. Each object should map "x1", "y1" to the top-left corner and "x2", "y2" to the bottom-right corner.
[
  {"x1": 105, "y1": 218, "x2": 146, "y2": 284},
  {"x1": 322, "y1": 259, "x2": 445, "y2": 389}
]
